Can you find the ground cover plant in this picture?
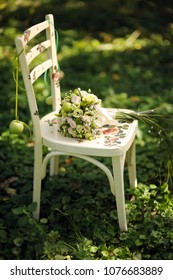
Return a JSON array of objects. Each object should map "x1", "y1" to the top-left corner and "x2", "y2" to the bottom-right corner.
[{"x1": 1, "y1": 0, "x2": 173, "y2": 260}]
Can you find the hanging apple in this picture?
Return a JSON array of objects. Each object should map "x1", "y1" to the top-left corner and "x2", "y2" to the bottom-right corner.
[{"x1": 9, "y1": 120, "x2": 24, "y2": 134}]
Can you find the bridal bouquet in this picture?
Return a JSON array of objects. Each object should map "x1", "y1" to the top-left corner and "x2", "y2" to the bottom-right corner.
[{"x1": 57, "y1": 88, "x2": 102, "y2": 140}]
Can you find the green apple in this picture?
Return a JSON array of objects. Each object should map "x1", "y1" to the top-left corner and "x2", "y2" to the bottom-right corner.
[
  {"x1": 46, "y1": 96, "x2": 52, "y2": 105},
  {"x1": 62, "y1": 102, "x2": 73, "y2": 113},
  {"x1": 9, "y1": 120, "x2": 24, "y2": 134}
]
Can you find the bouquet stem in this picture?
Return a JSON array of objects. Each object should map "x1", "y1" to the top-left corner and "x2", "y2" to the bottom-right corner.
[{"x1": 116, "y1": 108, "x2": 173, "y2": 184}]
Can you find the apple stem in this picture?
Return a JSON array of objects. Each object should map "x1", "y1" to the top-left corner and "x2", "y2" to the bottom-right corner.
[
  {"x1": 13, "y1": 48, "x2": 25, "y2": 121},
  {"x1": 15, "y1": 58, "x2": 19, "y2": 120}
]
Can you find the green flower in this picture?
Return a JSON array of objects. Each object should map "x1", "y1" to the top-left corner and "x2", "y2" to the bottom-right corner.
[
  {"x1": 76, "y1": 125, "x2": 83, "y2": 133},
  {"x1": 85, "y1": 132, "x2": 94, "y2": 140},
  {"x1": 72, "y1": 108, "x2": 83, "y2": 118}
]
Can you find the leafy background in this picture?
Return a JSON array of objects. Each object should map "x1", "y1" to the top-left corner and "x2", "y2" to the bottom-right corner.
[{"x1": 1, "y1": 0, "x2": 173, "y2": 259}]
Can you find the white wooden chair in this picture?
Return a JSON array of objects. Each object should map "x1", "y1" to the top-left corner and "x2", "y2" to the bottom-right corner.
[{"x1": 15, "y1": 14, "x2": 138, "y2": 231}]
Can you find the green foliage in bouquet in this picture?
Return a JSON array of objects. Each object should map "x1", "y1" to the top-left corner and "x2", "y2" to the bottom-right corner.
[{"x1": 57, "y1": 88, "x2": 102, "y2": 140}]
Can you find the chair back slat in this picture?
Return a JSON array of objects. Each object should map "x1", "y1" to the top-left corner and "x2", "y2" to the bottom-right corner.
[
  {"x1": 29, "y1": 59, "x2": 52, "y2": 84},
  {"x1": 22, "y1": 21, "x2": 49, "y2": 46},
  {"x1": 45, "y1": 14, "x2": 61, "y2": 111},
  {"x1": 15, "y1": 14, "x2": 61, "y2": 141},
  {"x1": 26, "y1": 39, "x2": 51, "y2": 65}
]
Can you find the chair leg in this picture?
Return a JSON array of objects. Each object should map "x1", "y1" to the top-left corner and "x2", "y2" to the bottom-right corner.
[
  {"x1": 33, "y1": 143, "x2": 42, "y2": 220},
  {"x1": 112, "y1": 155, "x2": 127, "y2": 231},
  {"x1": 50, "y1": 155, "x2": 60, "y2": 176},
  {"x1": 127, "y1": 141, "x2": 137, "y2": 188}
]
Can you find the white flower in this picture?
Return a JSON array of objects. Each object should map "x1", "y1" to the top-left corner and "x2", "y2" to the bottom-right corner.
[
  {"x1": 68, "y1": 127, "x2": 77, "y2": 137},
  {"x1": 71, "y1": 95, "x2": 81, "y2": 105},
  {"x1": 67, "y1": 118, "x2": 77, "y2": 128},
  {"x1": 80, "y1": 90, "x2": 88, "y2": 98},
  {"x1": 84, "y1": 124, "x2": 90, "y2": 131},
  {"x1": 81, "y1": 115, "x2": 91, "y2": 124}
]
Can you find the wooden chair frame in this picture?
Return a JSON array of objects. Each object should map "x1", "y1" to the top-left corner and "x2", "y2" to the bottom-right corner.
[{"x1": 15, "y1": 14, "x2": 138, "y2": 231}]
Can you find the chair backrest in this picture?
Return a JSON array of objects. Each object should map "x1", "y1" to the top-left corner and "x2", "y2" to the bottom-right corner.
[{"x1": 15, "y1": 14, "x2": 61, "y2": 140}]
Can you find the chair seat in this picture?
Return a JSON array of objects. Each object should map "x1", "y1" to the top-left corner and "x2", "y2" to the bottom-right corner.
[{"x1": 40, "y1": 108, "x2": 138, "y2": 157}]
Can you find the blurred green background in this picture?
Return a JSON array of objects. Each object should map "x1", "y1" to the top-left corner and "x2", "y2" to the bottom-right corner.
[{"x1": 1, "y1": 0, "x2": 173, "y2": 260}]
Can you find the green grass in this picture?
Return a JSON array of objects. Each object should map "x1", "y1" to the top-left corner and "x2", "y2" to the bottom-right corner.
[{"x1": 1, "y1": 0, "x2": 173, "y2": 260}]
